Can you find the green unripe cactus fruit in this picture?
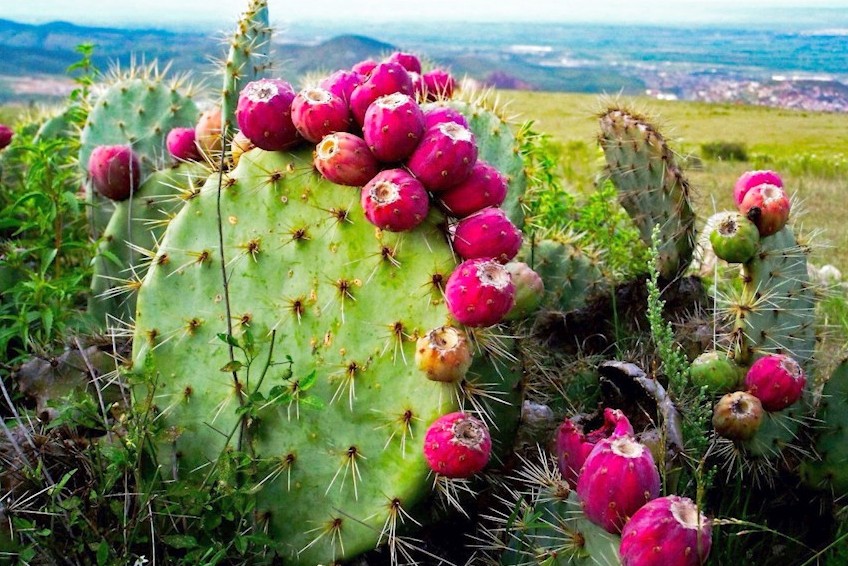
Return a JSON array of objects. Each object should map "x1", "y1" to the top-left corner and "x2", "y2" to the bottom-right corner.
[
  {"x1": 690, "y1": 350, "x2": 743, "y2": 394},
  {"x1": 598, "y1": 107, "x2": 696, "y2": 279},
  {"x1": 709, "y1": 211, "x2": 760, "y2": 264}
]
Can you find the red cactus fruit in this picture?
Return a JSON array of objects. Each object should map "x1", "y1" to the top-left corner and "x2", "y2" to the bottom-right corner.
[
  {"x1": 452, "y1": 207, "x2": 522, "y2": 263},
  {"x1": 445, "y1": 258, "x2": 515, "y2": 327},
  {"x1": 415, "y1": 325, "x2": 472, "y2": 383},
  {"x1": 733, "y1": 169, "x2": 783, "y2": 207},
  {"x1": 503, "y1": 262, "x2": 545, "y2": 321},
  {"x1": 619, "y1": 495, "x2": 712, "y2": 566},
  {"x1": 738, "y1": 183, "x2": 791, "y2": 237},
  {"x1": 386, "y1": 51, "x2": 422, "y2": 74},
  {"x1": 88, "y1": 145, "x2": 141, "y2": 201},
  {"x1": 349, "y1": 62, "x2": 414, "y2": 126},
  {"x1": 709, "y1": 211, "x2": 760, "y2": 264},
  {"x1": 319, "y1": 69, "x2": 363, "y2": 103},
  {"x1": 195, "y1": 106, "x2": 222, "y2": 155},
  {"x1": 408, "y1": 71, "x2": 424, "y2": 100},
  {"x1": 290, "y1": 87, "x2": 350, "y2": 144},
  {"x1": 314, "y1": 132, "x2": 379, "y2": 187},
  {"x1": 236, "y1": 79, "x2": 299, "y2": 151},
  {"x1": 166, "y1": 127, "x2": 200, "y2": 161},
  {"x1": 744, "y1": 353, "x2": 806, "y2": 412},
  {"x1": 554, "y1": 408, "x2": 633, "y2": 487},
  {"x1": 0, "y1": 124, "x2": 13, "y2": 149},
  {"x1": 406, "y1": 122, "x2": 478, "y2": 191},
  {"x1": 423, "y1": 69, "x2": 457, "y2": 101},
  {"x1": 422, "y1": 106, "x2": 470, "y2": 131},
  {"x1": 423, "y1": 412, "x2": 492, "y2": 478},
  {"x1": 712, "y1": 391, "x2": 764, "y2": 441},
  {"x1": 362, "y1": 93, "x2": 425, "y2": 163},
  {"x1": 576, "y1": 431, "x2": 661, "y2": 533},
  {"x1": 360, "y1": 168, "x2": 429, "y2": 232},
  {"x1": 351, "y1": 58, "x2": 379, "y2": 77},
  {"x1": 437, "y1": 160, "x2": 508, "y2": 218}
]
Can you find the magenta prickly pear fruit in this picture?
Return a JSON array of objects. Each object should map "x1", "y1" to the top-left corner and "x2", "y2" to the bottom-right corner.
[
  {"x1": 576, "y1": 431, "x2": 661, "y2": 533},
  {"x1": 738, "y1": 183, "x2": 791, "y2": 237},
  {"x1": 314, "y1": 132, "x2": 380, "y2": 187},
  {"x1": 88, "y1": 145, "x2": 141, "y2": 201},
  {"x1": 415, "y1": 326, "x2": 473, "y2": 383},
  {"x1": 733, "y1": 169, "x2": 783, "y2": 206},
  {"x1": 445, "y1": 258, "x2": 515, "y2": 327},
  {"x1": 362, "y1": 93, "x2": 425, "y2": 163},
  {"x1": 744, "y1": 353, "x2": 806, "y2": 412},
  {"x1": 504, "y1": 262, "x2": 545, "y2": 321},
  {"x1": 437, "y1": 160, "x2": 508, "y2": 218},
  {"x1": 319, "y1": 69, "x2": 363, "y2": 103},
  {"x1": 406, "y1": 122, "x2": 478, "y2": 191},
  {"x1": 712, "y1": 391, "x2": 764, "y2": 441},
  {"x1": 423, "y1": 68, "x2": 457, "y2": 101},
  {"x1": 236, "y1": 78, "x2": 299, "y2": 151},
  {"x1": 360, "y1": 168, "x2": 430, "y2": 232},
  {"x1": 351, "y1": 58, "x2": 379, "y2": 76},
  {"x1": 452, "y1": 207, "x2": 523, "y2": 263},
  {"x1": 349, "y1": 62, "x2": 414, "y2": 126},
  {"x1": 166, "y1": 127, "x2": 200, "y2": 161},
  {"x1": 0, "y1": 124, "x2": 13, "y2": 149},
  {"x1": 709, "y1": 211, "x2": 760, "y2": 264},
  {"x1": 554, "y1": 408, "x2": 633, "y2": 487},
  {"x1": 423, "y1": 106, "x2": 471, "y2": 131},
  {"x1": 620, "y1": 495, "x2": 712, "y2": 566},
  {"x1": 290, "y1": 87, "x2": 350, "y2": 144},
  {"x1": 689, "y1": 351, "x2": 742, "y2": 394},
  {"x1": 408, "y1": 71, "x2": 424, "y2": 100},
  {"x1": 423, "y1": 412, "x2": 492, "y2": 478},
  {"x1": 386, "y1": 51, "x2": 422, "y2": 74}
]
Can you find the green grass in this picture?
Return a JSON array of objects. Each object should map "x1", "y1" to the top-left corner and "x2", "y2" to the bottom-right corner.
[{"x1": 502, "y1": 91, "x2": 848, "y2": 272}]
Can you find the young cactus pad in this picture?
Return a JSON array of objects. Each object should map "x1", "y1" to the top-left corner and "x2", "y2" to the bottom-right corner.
[
  {"x1": 80, "y1": 71, "x2": 199, "y2": 235},
  {"x1": 598, "y1": 107, "x2": 696, "y2": 279},
  {"x1": 131, "y1": 145, "x2": 521, "y2": 563},
  {"x1": 89, "y1": 162, "x2": 210, "y2": 325}
]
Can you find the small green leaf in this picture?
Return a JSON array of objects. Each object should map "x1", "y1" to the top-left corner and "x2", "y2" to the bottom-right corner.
[
  {"x1": 220, "y1": 360, "x2": 244, "y2": 373},
  {"x1": 217, "y1": 332, "x2": 241, "y2": 349},
  {"x1": 96, "y1": 539, "x2": 109, "y2": 565},
  {"x1": 162, "y1": 534, "x2": 199, "y2": 549}
]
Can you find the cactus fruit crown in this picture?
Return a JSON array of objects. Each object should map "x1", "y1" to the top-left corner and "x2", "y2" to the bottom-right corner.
[
  {"x1": 610, "y1": 435, "x2": 644, "y2": 458},
  {"x1": 476, "y1": 260, "x2": 512, "y2": 288}
]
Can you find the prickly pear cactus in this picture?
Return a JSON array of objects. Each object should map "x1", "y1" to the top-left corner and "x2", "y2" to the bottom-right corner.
[
  {"x1": 80, "y1": 67, "x2": 199, "y2": 235},
  {"x1": 800, "y1": 360, "x2": 848, "y2": 496},
  {"x1": 598, "y1": 107, "x2": 696, "y2": 279},
  {"x1": 132, "y1": 135, "x2": 523, "y2": 563},
  {"x1": 89, "y1": 161, "x2": 210, "y2": 325},
  {"x1": 221, "y1": 0, "x2": 272, "y2": 135},
  {"x1": 728, "y1": 226, "x2": 817, "y2": 457}
]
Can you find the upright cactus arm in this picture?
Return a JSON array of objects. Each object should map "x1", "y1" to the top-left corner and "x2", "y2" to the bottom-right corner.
[
  {"x1": 221, "y1": 0, "x2": 272, "y2": 136},
  {"x1": 598, "y1": 107, "x2": 696, "y2": 279}
]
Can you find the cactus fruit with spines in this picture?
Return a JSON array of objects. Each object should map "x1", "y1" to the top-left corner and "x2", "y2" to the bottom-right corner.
[{"x1": 598, "y1": 107, "x2": 696, "y2": 279}]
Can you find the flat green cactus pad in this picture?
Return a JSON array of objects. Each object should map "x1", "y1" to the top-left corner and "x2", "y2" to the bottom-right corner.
[{"x1": 801, "y1": 360, "x2": 848, "y2": 496}]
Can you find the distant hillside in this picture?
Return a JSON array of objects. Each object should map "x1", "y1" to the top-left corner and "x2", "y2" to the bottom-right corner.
[{"x1": 0, "y1": 19, "x2": 643, "y2": 103}]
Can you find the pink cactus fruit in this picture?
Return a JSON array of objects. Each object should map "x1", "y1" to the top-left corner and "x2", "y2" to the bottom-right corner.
[
  {"x1": 423, "y1": 68, "x2": 457, "y2": 101},
  {"x1": 738, "y1": 183, "x2": 791, "y2": 237},
  {"x1": 362, "y1": 93, "x2": 425, "y2": 163},
  {"x1": 423, "y1": 106, "x2": 471, "y2": 131},
  {"x1": 408, "y1": 71, "x2": 424, "y2": 100},
  {"x1": 166, "y1": 127, "x2": 200, "y2": 161},
  {"x1": 452, "y1": 207, "x2": 523, "y2": 263},
  {"x1": 319, "y1": 69, "x2": 363, "y2": 103},
  {"x1": 351, "y1": 58, "x2": 379, "y2": 77},
  {"x1": 619, "y1": 495, "x2": 712, "y2": 566},
  {"x1": 733, "y1": 169, "x2": 783, "y2": 207},
  {"x1": 236, "y1": 78, "x2": 300, "y2": 151},
  {"x1": 349, "y1": 62, "x2": 414, "y2": 126},
  {"x1": 88, "y1": 145, "x2": 141, "y2": 201},
  {"x1": 360, "y1": 168, "x2": 430, "y2": 232},
  {"x1": 445, "y1": 258, "x2": 515, "y2": 327},
  {"x1": 314, "y1": 132, "x2": 380, "y2": 187},
  {"x1": 386, "y1": 51, "x2": 422, "y2": 74},
  {"x1": 291, "y1": 87, "x2": 350, "y2": 144},
  {"x1": 744, "y1": 353, "x2": 806, "y2": 412},
  {"x1": 0, "y1": 124, "x2": 13, "y2": 149},
  {"x1": 415, "y1": 325, "x2": 473, "y2": 383},
  {"x1": 503, "y1": 262, "x2": 545, "y2": 320},
  {"x1": 554, "y1": 408, "x2": 633, "y2": 487},
  {"x1": 406, "y1": 122, "x2": 478, "y2": 191},
  {"x1": 437, "y1": 160, "x2": 508, "y2": 218},
  {"x1": 576, "y1": 428, "x2": 661, "y2": 533},
  {"x1": 423, "y1": 411, "x2": 492, "y2": 478}
]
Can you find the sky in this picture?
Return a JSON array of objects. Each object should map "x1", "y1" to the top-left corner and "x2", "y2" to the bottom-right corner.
[{"x1": 3, "y1": 0, "x2": 848, "y2": 29}]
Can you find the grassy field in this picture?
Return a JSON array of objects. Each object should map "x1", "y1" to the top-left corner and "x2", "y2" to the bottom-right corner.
[{"x1": 500, "y1": 90, "x2": 848, "y2": 272}]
